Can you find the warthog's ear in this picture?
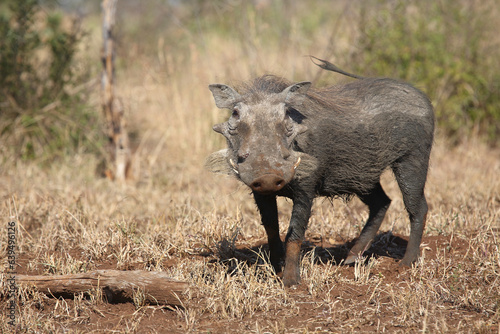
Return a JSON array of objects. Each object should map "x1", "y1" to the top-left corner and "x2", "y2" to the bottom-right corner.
[
  {"x1": 282, "y1": 81, "x2": 311, "y2": 105},
  {"x1": 209, "y1": 84, "x2": 242, "y2": 109}
]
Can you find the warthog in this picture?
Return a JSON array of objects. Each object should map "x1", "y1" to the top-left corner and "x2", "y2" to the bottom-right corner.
[{"x1": 206, "y1": 58, "x2": 434, "y2": 286}]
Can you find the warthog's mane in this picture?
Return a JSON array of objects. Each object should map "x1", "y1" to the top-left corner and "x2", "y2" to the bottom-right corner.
[
  {"x1": 236, "y1": 75, "x2": 358, "y2": 116},
  {"x1": 235, "y1": 75, "x2": 292, "y2": 103}
]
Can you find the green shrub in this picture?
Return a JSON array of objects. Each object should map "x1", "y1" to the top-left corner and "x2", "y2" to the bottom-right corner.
[
  {"x1": 0, "y1": 0, "x2": 102, "y2": 161},
  {"x1": 350, "y1": 0, "x2": 500, "y2": 143}
]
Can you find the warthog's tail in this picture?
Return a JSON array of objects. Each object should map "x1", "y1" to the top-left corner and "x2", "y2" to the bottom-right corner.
[{"x1": 310, "y1": 56, "x2": 365, "y2": 80}]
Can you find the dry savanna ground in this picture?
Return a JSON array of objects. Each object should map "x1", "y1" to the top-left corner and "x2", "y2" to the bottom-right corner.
[
  {"x1": 3, "y1": 135, "x2": 500, "y2": 333},
  {"x1": 1, "y1": 3, "x2": 500, "y2": 332}
]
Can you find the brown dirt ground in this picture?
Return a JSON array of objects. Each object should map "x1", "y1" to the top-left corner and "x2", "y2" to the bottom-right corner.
[{"x1": 10, "y1": 233, "x2": 498, "y2": 333}]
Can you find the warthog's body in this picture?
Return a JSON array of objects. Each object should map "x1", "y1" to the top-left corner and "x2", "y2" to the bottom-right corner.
[{"x1": 207, "y1": 59, "x2": 434, "y2": 286}]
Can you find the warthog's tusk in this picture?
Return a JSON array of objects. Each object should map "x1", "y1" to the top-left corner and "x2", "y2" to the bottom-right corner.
[
  {"x1": 293, "y1": 157, "x2": 301, "y2": 170},
  {"x1": 229, "y1": 159, "x2": 239, "y2": 174}
]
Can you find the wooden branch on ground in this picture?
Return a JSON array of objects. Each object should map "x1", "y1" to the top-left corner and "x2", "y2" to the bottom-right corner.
[{"x1": 17, "y1": 270, "x2": 188, "y2": 307}]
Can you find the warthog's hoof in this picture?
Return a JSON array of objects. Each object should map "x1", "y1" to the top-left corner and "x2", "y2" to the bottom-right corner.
[
  {"x1": 282, "y1": 273, "x2": 300, "y2": 287},
  {"x1": 399, "y1": 255, "x2": 417, "y2": 267},
  {"x1": 344, "y1": 254, "x2": 357, "y2": 265}
]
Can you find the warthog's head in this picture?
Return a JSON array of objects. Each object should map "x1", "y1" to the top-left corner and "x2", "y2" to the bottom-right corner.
[{"x1": 206, "y1": 78, "x2": 317, "y2": 194}]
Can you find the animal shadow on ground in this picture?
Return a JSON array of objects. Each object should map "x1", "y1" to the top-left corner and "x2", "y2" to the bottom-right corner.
[{"x1": 208, "y1": 231, "x2": 408, "y2": 276}]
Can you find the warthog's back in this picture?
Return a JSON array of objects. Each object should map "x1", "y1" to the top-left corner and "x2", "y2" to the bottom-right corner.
[{"x1": 293, "y1": 78, "x2": 434, "y2": 197}]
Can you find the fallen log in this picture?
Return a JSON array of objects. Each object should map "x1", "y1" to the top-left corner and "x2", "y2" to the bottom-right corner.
[{"x1": 16, "y1": 270, "x2": 188, "y2": 306}]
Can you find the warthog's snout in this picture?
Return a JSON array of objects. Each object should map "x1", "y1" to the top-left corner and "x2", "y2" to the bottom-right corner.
[
  {"x1": 248, "y1": 157, "x2": 301, "y2": 193},
  {"x1": 250, "y1": 174, "x2": 286, "y2": 193}
]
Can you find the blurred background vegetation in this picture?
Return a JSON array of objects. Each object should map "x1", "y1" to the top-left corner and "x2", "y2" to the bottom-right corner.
[
  {"x1": 0, "y1": 0, "x2": 101, "y2": 162},
  {"x1": 1, "y1": 0, "x2": 499, "y2": 164}
]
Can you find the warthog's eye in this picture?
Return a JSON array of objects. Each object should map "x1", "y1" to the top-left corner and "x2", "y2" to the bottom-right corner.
[
  {"x1": 284, "y1": 110, "x2": 295, "y2": 137},
  {"x1": 228, "y1": 108, "x2": 240, "y2": 135},
  {"x1": 285, "y1": 107, "x2": 306, "y2": 123}
]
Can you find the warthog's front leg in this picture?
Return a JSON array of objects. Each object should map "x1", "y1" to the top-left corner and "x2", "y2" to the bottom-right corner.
[
  {"x1": 282, "y1": 191, "x2": 313, "y2": 287},
  {"x1": 254, "y1": 193, "x2": 285, "y2": 275}
]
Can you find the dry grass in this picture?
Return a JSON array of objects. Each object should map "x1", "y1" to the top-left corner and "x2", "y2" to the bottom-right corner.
[{"x1": 1, "y1": 2, "x2": 500, "y2": 332}]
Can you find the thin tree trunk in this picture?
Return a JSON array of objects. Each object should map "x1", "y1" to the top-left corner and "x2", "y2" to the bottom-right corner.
[{"x1": 101, "y1": 0, "x2": 132, "y2": 182}]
